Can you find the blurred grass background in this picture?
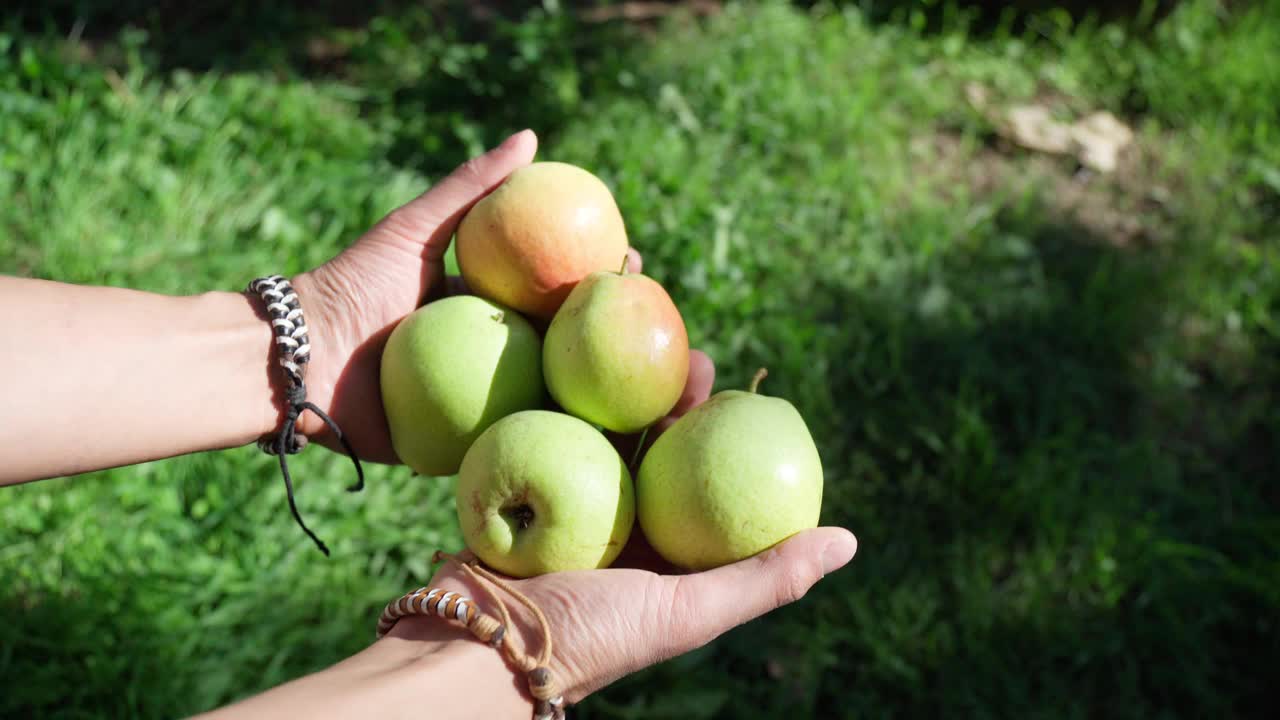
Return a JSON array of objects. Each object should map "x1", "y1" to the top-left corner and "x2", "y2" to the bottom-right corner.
[{"x1": 1, "y1": 0, "x2": 1278, "y2": 717}]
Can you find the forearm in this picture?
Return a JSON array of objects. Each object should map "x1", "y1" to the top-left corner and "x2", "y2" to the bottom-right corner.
[
  {"x1": 0, "y1": 276, "x2": 279, "y2": 484},
  {"x1": 195, "y1": 617, "x2": 533, "y2": 720}
]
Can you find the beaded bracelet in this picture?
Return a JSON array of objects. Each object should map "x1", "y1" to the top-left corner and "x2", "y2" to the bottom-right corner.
[
  {"x1": 377, "y1": 552, "x2": 567, "y2": 720},
  {"x1": 246, "y1": 274, "x2": 364, "y2": 556}
]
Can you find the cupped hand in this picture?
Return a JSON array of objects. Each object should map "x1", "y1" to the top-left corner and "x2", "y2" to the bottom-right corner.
[
  {"x1": 291, "y1": 131, "x2": 859, "y2": 702},
  {"x1": 291, "y1": 131, "x2": 709, "y2": 468},
  {"x1": 416, "y1": 353, "x2": 857, "y2": 705},
  {"x1": 290, "y1": 130, "x2": 541, "y2": 462},
  {"x1": 423, "y1": 527, "x2": 857, "y2": 705}
]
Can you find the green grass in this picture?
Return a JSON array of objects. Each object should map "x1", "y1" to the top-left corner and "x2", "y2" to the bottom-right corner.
[{"x1": 2, "y1": 1, "x2": 1278, "y2": 717}]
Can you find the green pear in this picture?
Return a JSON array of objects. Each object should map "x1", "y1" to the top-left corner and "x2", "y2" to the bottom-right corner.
[
  {"x1": 380, "y1": 295, "x2": 544, "y2": 477},
  {"x1": 456, "y1": 410, "x2": 635, "y2": 578},
  {"x1": 637, "y1": 369, "x2": 823, "y2": 570},
  {"x1": 543, "y1": 267, "x2": 690, "y2": 433}
]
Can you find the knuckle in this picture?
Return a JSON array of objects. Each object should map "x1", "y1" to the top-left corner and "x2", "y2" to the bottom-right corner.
[
  {"x1": 775, "y1": 563, "x2": 814, "y2": 606},
  {"x1": 457, "y1": 157, "x2": 486, "y2": 185},
  {"x1": 373, "y1": 206, "x2": 427, "y2": 248},
  {"x1": 380, "y1": 205, "x2": 417, "y2": 235},
  {"x1": 661, "y1": 577, "x2": 706, "y2": 654}
]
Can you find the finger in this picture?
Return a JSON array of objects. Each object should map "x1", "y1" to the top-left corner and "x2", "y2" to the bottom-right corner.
[
  {"x1": 663, "y1": 527, "x2": 857, "y2": 655},
  {"x1": 626, "y1": 248, "x2": 643, "y2": 274},
  {"x1": 650, "y1": 350, "x2": 715, "y2": 437},
  {"x1": 610, "y1": 349, "x2": 714, "y2": 462},
  {"x1": 376, "y1": 129, "x2": 539, "y2": 261},
  {"x1": 670, "y1": 349, "x2": 714, "y2": 417}
]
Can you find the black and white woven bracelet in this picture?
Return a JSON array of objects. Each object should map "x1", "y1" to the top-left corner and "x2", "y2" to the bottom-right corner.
[{"x1": 247, "y1": 274, "x2": 364, "y2": 556}]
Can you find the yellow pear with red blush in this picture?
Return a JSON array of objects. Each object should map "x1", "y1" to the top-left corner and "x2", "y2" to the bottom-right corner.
[
  {"x1": 456, "y1": 162, "x2": 629, "y2": 321},
  {"x1": 542, "y1": 263, "x2": 690, "y2": 434}
]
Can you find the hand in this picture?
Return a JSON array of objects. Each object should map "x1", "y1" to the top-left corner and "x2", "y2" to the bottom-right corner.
[
  {"x1": 290, "y1": 130, "x2": 860, "y2": 708},
  {"x1": 409, "y1": 358, "x2": 858, "y2": 705},
  {"x1": 290, "y1": 130, "x2": 541, "y2": 462},
  {"x1": 420, "y1": 530, "x2": 858, "y2": 705}
]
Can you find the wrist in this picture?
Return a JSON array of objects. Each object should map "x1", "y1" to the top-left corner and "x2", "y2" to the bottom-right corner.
[
  {"x1": 384, "y1": 616, "x2": 535, "y2": 718},
  {"x1": 241, "y1": 271, "x2": 345, "y2": 442},
  {"x1": 379, "y1": 565, "x2": 575, "y2": 713},
  {"x1": 196, "y1": 616, "x2": 531, "y2": 720},
  {"x1": 285, "y1": 267, "x2": 354, "y2": 439},
  {"x1": 183, "y1": 289, "x2": 286, "y2": 444}
]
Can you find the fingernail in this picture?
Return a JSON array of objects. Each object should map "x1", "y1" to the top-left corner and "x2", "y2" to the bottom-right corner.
[
  {"x1": 821, "y1": 533, "x2": 858, "y2": 575},
  {"x1": 500, "y1": 129, "x2": 533, "y2": 149}
]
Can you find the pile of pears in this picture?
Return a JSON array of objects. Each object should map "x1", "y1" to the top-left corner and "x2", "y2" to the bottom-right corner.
[{"x1": 380, "y1": 161, "x2": 823, "y2": 577}]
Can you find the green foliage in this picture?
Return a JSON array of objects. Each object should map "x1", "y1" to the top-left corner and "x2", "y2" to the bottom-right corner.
[
  {"x1": 1044, "y1": 0, "x2": 1280, "y2": 196},
  {"x1": 0, "y1": 37, "x2": 421, "y2": 288},
  {"x1": 2, "y1": 1, "x2": 1277, "y2": 717}
]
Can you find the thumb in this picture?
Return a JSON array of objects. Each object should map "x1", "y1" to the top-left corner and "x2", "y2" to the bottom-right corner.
[
  {"x1": 663, "y1": 527, "x2": 857, "y2": 655},
  {"x1": 375, "y1": 129, "x2": 539, "y2": 261}
]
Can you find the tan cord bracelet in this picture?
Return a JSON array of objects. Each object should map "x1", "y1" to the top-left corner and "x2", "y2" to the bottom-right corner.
[{"x1": 376, "y1": 551, "x2": 566, "y2": 720}]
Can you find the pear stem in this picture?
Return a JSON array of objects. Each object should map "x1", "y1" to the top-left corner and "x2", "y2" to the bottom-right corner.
[
  {"x1": 618, "y1": 253, "x2": 630, "y2": 275},
  {"x1": 748, "y1": 368, "x2": 768, "y2": 394},
  {"x1": 628, "y1": 426, "x2": 650, "y2": 471}
]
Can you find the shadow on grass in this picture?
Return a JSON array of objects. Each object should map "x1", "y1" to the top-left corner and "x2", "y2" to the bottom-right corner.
[
  {"x1": 4, "y1": 0, "x2": 636, "y2": 177},
  {"x1": 8, "y1": 1, "x2": 438, "y2": 71},
  {"x1": 810, "y1": 212, "x2": 1275, "y2": 717},
  {"x1": 0, "y1": 199, "x2": 1275, "y2": 719},
  {"x1": 0, "y1": 567, "x2": 388, "y2": 717},
  {"x1": 825, "y1": 0, "x2": 1182, "y2": 34},
  {"x1": 586, "y1": 203, "x2": 1279, "y2": 718}
]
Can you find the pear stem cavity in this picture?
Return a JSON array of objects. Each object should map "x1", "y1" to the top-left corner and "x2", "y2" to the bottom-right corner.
[
  {"x1": 491, "y1": 310, "x2": 505, "y2": 323},
  {"x1": 749, "y1": 367, "x2": 769, "y2": 394},
  {"x1": 504, "y1": 503, "x2": 536, "y2": 530}
]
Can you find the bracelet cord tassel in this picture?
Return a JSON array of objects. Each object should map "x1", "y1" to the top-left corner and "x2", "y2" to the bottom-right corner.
[
  {"x1": 376, "y1": 552, "x2": 566, "y2": 720},
  {"x1": 248, "y1": 275, "x2": 364, "y2": 556}
]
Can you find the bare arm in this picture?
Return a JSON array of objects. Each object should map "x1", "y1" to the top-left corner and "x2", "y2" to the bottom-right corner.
[
  {"x1": 194, "y1": 617, "x2": 533, "y2": 720},
  {"x1": 0, "y1": 130, "x2": 541, "y2": 486},
  {"x1": 0, "y1": 277, "x2": 284, "y2": 485},
  {"x1": 197, "y1": 525, "x2": 858, "y2": 720}
]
